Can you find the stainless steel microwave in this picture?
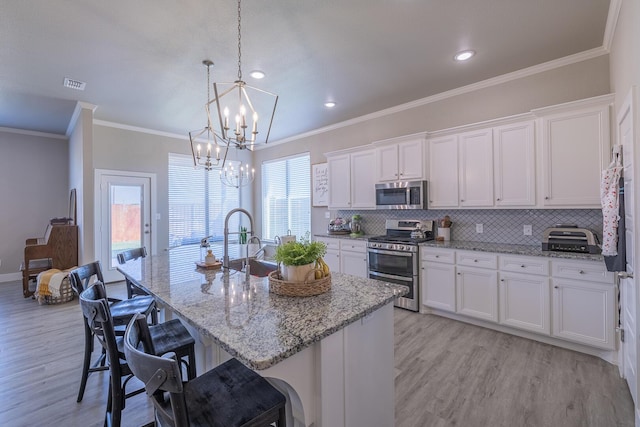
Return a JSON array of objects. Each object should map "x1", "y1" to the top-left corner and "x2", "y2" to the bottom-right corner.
[{"x1": 375, "y1": 180, "x2": 428, "y2": 210}]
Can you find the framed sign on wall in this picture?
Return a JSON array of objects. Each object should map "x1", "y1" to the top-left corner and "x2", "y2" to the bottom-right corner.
[{"x1": 312, "y1": 163, "x2": 329, "y2": 207}]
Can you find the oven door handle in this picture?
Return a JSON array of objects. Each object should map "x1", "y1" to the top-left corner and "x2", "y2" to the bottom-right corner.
[
  {"x1": 369, "y1": 271, "x2": 414, "y2": 282},
  {"x1": 367, "y1": 248, "x2": 414, "y2": 257}
]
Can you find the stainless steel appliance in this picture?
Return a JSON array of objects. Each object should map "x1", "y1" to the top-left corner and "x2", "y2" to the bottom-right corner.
[
  {"x1": 367, "y1": 219, "x2": 435, "y2": 311},
  {"x1": 541, "y1": 224, "x2": 601, "y2": 254},
  {"x1": 375, "y1": 180, "x2": 428, "y2": 210}
]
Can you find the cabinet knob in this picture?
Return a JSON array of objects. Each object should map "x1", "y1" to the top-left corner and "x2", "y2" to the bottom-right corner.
[
  {"x1": 554, "y1": 286, "x2": 559, "y2": 289},
  {"x1": 545, "y1": 196, "x2": 549, "y2": 200},
  {"x1": 579, "y1": 270, "x2": 585, "y2": 274},
  {"x1": 496, "y1": 198, "x2": 501, "y2": 201},
  {"x1": 500, "y1": 279, "x2": 504, "y2": 282},
  {"x1": 460, "y1": 199, "x2": 465, "y2": 202},
  {"x1": 457, "y1": 272, "x2": 461, "y2": 275},
  {"x1": 473, "y1": 259, "x2": 478, "y2": 263},
  {"x1": 520, "y1": 265, "x2": 525, "y2": 268}
]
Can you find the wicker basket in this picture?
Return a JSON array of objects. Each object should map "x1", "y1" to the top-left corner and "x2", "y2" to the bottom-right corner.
[
  {"x1": 40, "y1": 276, "x2": 75, "y2": 305},
  {"x1": 268, "y1": 269, "x2": 331, "y2": 297}
]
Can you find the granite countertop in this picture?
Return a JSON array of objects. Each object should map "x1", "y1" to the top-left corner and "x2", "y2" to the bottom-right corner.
[
  {"x1": 419, "y1": 240, "x2": 604, "y2": 262},
  {"x1": 117, "y1": 245, "x2": 407, "y2": 370},
  {"x1": 315, "y1": 233, "x2": 376, "y2": 241}
]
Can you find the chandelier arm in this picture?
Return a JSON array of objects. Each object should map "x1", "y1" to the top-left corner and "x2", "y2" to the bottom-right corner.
[{"x1": 263, "y1": 95, "x2": 278, "y2": 145}]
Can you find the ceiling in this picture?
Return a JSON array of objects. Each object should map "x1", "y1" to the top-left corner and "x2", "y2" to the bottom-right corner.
[{"x1": 1, "y1": 1, "x2": 612, "y2": 143}]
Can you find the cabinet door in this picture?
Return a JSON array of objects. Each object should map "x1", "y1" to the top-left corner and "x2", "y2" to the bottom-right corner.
[
  {"x1": 551, "y1": 278, "x2": 615, "y2": 349},
  {"x1": 421, "y1": 261, "x2": 456, "y2": 312},
  {"x1": 398, "y1": 139, "x2": 424, "y2": 180},
  {"x1": 375, "y1": 145, "x2": 399, "y2": 182},
  {"x1": 324, "y1": 248, "x2": 341, "y2": 274},
  {"x1": 493, "y1": 121, "x2": 536, "y2": 206},
  {"x1": 499, "y1": 272, "x2": 550, "y2": 335},
  {"x1": 540, "y1": 104, "x2": 610, "y2": 207},
  {"x1": 428, "y1": 135, "x2": 459, "y2": 208},
  {"x1": 456, "y1": 266, "x2": 498, "y2": 322},
  {"x1": 458, "y1": 128, "x2": 494, "y2": 207},
  {"x1": 340, "y1": 250, "x2": 368, "y2": 278},
  {"x1": 328, "y1": 154, "x2": 351, "y2": 209},
  {"x1": 350, "y1": 150, "x2": 376, "y2": 209}
]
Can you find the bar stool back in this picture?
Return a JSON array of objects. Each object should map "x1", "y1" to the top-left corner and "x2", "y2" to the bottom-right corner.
[{"x1": 124, "y1": 313, "x2": 287, "y2": 427}]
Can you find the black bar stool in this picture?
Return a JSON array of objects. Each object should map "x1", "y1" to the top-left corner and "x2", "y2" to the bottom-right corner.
[
  {"x1": 116, "y1": 247, "x2": 150, "y2": 298},
  {"x1": 124, "y1": 313, "x2": 287, "y2": 427}
]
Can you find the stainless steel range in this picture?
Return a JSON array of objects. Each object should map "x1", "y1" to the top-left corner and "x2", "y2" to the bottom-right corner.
[{"x1": 367, "y1": 219, "x2": 435, "y2": 312}]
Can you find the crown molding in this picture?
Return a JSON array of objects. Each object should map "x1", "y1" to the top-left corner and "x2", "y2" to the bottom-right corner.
[
  {"x1": 0, "y1": 126, "x2": 67, "y2": 140},
  {"x1": 602, "y1": 0, "x2": 622, "y2": 52},
  {"x1": 93, "y1": 120, "x2": 190, "y2": 142}
]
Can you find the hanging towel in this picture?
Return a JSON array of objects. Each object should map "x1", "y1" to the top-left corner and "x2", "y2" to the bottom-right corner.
[
  {"x1": 601, "y1": 155, "x2": 623, "y2": 256},
  {"x1": 605, "y1": 177, "x2": 627, "y2": 271}
]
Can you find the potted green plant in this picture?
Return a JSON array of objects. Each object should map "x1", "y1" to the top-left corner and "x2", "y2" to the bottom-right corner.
[{"x1": 274, "y1": 235, "x2": 327, "y2": 282}]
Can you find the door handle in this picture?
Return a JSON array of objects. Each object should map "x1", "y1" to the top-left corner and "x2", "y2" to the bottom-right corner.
[
  {"x1": 618, "y1": 272, "x2": 634, "y2": 279},
  {"x1": 144, "y1": 231, "x2": 150, "y2": 234}
]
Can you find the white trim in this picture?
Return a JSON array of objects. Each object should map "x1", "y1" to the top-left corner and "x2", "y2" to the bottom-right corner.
[
  {"x1": 262, "y1": 47, "x2": 609, "y2": 148},
  {"x1": 261, "y1": 151, "x2": 310, "y2": 166},
  {"x1": 94, "y1": 119, "x2": 191, "y2": 142},
  {"x1": 0, "y1": 126, "x2": 67, "y2": 140},
  {"x1": 0, "y1": 273, "x2": 22, "y2": 283},
  {"x1": 66, "y1": 101, "x2": 97, "y2": 137},
  {"x1": 530, "y1": 93, "x2": 615, "y2": 116},
  {"x1": 603, "y1": 0, "x2": 622, "y2": 52}
]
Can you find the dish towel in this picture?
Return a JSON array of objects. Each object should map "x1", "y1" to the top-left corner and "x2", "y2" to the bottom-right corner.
[
  {"x1": 604, "y1": 177, "x2": 627, "y2": 272},
  {"x1": 600, "y1": 156, "x2": 623, "y2": 256}
]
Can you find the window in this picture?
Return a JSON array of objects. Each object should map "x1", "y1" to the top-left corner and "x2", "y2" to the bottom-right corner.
[
  {"x1": 262, "y1": 153, "x2": 311, "y2": 240},
  {"x1": 168, "y1": 153, "x2": 240, "y2": 247}
]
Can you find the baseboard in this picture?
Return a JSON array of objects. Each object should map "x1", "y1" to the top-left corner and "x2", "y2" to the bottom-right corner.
[{"x1": 0, "y1": 272, "x2": 22, "y2": 283}]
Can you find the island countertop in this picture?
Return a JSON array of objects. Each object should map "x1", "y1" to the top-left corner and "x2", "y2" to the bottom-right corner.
[{"x1": 117, "y1": 246, "x2": 407, "y2": 370}]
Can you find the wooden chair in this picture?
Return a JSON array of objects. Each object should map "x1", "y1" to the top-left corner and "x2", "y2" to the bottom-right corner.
[
  {"x1": 69, "y1": 261, "x2": 158, "y2": 402},
  {"x1": 124, "y1": 313, "x2": 287, "y2": 427},
  {"x1": 116, "y1": 247, "x2": 149, "y2": 298},
  {"x1": 80, "y1": 283, "x2": 197, "y2": 427},
  {"x1": 22, "y1": 224, "x2": 78, "y2": 297}
]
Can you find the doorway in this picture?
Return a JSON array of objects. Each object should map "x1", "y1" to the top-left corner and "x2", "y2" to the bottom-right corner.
[{"x1": 95, "y1": 170, "x2": 156, "y2": 283}]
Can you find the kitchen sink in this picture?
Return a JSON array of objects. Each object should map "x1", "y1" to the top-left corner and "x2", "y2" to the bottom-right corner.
[{"x1": 227, "y1": 258, "x2": 279, "y2": 277}]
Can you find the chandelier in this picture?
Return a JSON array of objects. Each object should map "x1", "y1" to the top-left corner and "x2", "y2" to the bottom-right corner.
[
  {"x1": 209, "y1": 0, "x2": 278, "y2": 151},
  {"x1": 220, "y1": 160, "x2": 255, "y2": 189}
]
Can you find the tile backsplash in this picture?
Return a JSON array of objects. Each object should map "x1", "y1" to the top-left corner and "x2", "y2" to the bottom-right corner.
[{"x1": 335, "y1": 209, "x2": 603, "y2": 246}]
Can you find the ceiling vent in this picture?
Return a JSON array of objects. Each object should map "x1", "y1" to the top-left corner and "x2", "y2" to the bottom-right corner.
[{"x1": 63, "y1": 77, "x2": 86, "y2": 91}]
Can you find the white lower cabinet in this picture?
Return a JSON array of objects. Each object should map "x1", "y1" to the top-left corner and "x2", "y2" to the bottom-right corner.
[
  {"x1": 340, "y1": 240, "x2": 368, "y2": 278},
  {"x1": 421, "y1": 248, "x2": 456, "y2": 312},
  {"x1": 499, "y1": 272, "x2": 550, "y2": 335},
  {"x1": 315, "y1": 237, "x2": 367, "y2": 278},
  {"x1": 420, "y1": 248, "x2": 615, "y2": 352},
  {"x1": 456, "y1": 265, "x2": 498, "y2": 322},
  {"x1": 551, "y1": 260, "x2": 616, "y2": 350}
]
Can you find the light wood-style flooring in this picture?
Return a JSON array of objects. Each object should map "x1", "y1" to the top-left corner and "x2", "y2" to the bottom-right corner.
[{"x1": 0, "y1": 280, "x2": 634, "y2": 426}]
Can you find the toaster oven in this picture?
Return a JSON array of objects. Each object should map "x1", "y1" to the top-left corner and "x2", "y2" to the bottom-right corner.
[{"x1": 541, "y1": 225, "x2": 601, "y2": 254}]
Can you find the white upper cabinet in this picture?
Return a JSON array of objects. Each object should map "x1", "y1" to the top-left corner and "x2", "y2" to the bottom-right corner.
[
  {"x1": 326, "y1": 148, "x2": 376, "y2": 210},
  {"x1": 535, "y1": 96, "x2": 612, "y2": 208},
  {"x1": 458, "y1": 128, "x2": 494, "y2": 207},
  {"x1": 493, "y1": 121, "x2": 536, "y2": 206},
  {"x1": 375, "y1": 136, "x2": 425, "y2": 182},
  {"x1": 428, "y1": 135, "x2": 459, "y2": 208}
]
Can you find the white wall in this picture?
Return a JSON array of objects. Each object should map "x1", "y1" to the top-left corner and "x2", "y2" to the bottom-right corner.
[{"x1": 252, "y1": 55, "x2": 611, "y2": 237}]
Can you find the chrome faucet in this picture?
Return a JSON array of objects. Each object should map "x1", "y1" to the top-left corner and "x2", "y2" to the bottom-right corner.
[{"x1": 223, "y1": 208, "x2": 254, "y2": 271}]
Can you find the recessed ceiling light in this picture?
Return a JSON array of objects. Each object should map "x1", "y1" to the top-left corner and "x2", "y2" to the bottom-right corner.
[
  {"x1": 249, "y1": 70, "x2": 265, "y2": 79},
  {"x1": 324, "y1": 102, "x2": 336, "y2": 108},
  {"x1": 454, "y1": 50, "x2": 475, "y2": 62}
]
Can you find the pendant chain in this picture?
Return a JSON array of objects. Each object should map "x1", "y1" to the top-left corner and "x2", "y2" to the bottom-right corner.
[{"x1": 237, "y1": 0, "x2": 242, "y2": 81}]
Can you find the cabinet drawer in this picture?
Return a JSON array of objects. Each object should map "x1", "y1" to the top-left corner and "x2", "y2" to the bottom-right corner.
[
  {"x1": 340, "y1": 239, "x2": 367, "y2": 253},
  {"x1": 500, "y1": 255, "x2": 549, "y2": 276},
  {"x1": 456, "y1": 251, "x2": 498, "y2": 269},
  {"x1": 315, "y1": 237, "x2": 340, "y2": 251},
  {"x1": 551, "y1": 260, "x2": 614, "y2": 284},
  {"x1": 420, "y1": 248, "x2": 455, "y2": 264}
]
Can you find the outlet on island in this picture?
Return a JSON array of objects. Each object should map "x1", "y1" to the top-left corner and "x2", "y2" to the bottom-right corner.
[{"x1": 475, "y1": 223, "x2": 483, "y2": 234}]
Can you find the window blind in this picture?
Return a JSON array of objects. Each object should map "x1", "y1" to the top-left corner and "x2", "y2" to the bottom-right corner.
[
  {"x1": 168, "y1": 153, "x2": 240, "y2": 248},
  {"x1": 261, "y1": 153, "x2": 310, "y2": 240}
]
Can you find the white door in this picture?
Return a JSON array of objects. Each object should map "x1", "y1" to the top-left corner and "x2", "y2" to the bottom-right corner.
[
  {"x1": 98, "y1": 172, "x2": 154, "y2": 282},
  {"x1": 618, "y1": 88, "x2": 638, "y2": 407}
]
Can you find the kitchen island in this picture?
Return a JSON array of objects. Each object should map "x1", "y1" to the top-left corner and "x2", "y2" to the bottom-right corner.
[{"x1": 117, "y1": 245, "x2": 407, "y2": 427}]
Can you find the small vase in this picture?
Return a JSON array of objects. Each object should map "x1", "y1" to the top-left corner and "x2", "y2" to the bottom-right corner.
[{"x1": 283, "y1": 262, "x2": 315, "y2": 282}]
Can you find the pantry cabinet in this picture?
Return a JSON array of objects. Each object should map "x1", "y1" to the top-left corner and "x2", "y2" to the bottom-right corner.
[
  {"x1": 375, "y1": 136, "x2": 425, "y2": 182},
  {"x1": 535, "y1": 96, "x2": 612, "y2": 208},
  {"x1": 326, "y1": 149, "x2": 376, "y2": 210}
]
